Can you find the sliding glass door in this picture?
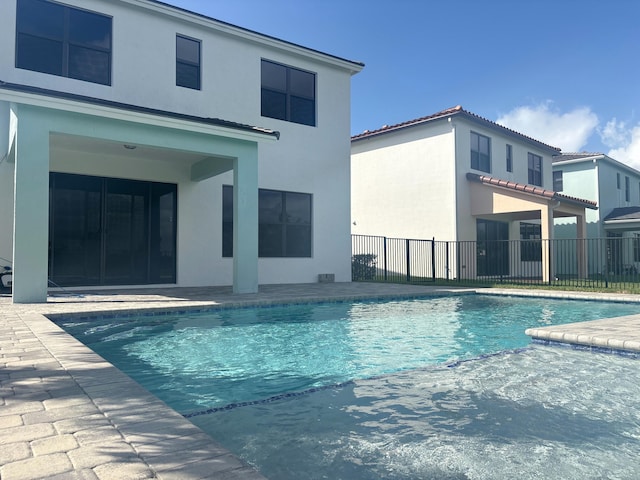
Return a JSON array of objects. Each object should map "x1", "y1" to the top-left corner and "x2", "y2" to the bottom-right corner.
[{"x1": 49, "y1": 173, "x2": 176, "y2": 286}]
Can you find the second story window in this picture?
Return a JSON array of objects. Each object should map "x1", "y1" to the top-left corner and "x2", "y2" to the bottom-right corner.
[
  {"x1": 470, "y1": 132, "x2": 491, "y2": 173},
  {"x1": 625, "y1": 176, "x2": 630, "y2": 202},
  {"x1": 553, "y1": 170, "x2": 563, "y2": 191},
  {"x1": 261, "y1": 59, "x2": 316, "y2": 126},
  {"x1": 176, "y1": 35, "x2": 201, "y2": 90},
  {"x1": 506, "y1": 144, "x2": 513, "y2": 172},
  {"x1": 528, "y1": 153, "x2": 542, "y2": 186},
  {"x1": 16, "y1": 0, "x2": 112, "y2": 85}
]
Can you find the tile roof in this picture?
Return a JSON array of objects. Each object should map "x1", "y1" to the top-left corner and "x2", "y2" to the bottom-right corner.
[
  {"x1": 466, "y1": 173, "x2": 598, "y2": 209},
  {"x1": 148, "y1": 1, "x2": 365, "y2": 71},
  {"x1": 352, "y1": 105, "x2": 561, "y2": 153},
  {"x1": 603, "y1": 206, "x2": 640, "y2": 222},
  {"x1": 0, "y1": 80, "x2": 280, "y2": 139}
]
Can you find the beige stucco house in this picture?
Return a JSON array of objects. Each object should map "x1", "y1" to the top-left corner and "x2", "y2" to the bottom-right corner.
[{"x1": 351, "y1": 106, "x2": 597, "y2": 282}]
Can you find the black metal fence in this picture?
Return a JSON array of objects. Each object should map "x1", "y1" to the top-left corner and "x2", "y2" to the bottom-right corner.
[{"x1": 352, "y1": 234, "x2": 640, "y2": 290}]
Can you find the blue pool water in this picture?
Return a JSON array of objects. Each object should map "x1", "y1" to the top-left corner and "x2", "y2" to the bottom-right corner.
[{"x1": 57, "y1": 294, "x2": 640, "y2": 479}]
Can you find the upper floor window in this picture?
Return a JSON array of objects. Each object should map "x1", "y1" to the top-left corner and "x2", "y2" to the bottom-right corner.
[
  {"x1": 16, "y1": 0, "x2": 112, "y2": 85},
  {"x1": 176, "y1": 35, "x2": 200, "y2": 90},
  {"x1": 506, "y1": 144, "x2": 513, "y2": 172},
  {"x1": 261, "y1": 59, "x2": 316, "y2": 126},
  {"x1": 617, "y1": 172, "x2": 621, "y2": 189},
  {"x1": 470, "y1": 132, "x2": 491, "y2": 173},
  {"x1": 625, "y1": 176, "x2": 630, "y2": 202},
  {"x1": 223, "y1": 186, "x2": 312, "y2": 258},
  {"x1": 553, "y1": 170, "x2": 563, "y2": 191},
  {"x1": 528, "y1": 153, "x2": 542, "y2": 186}
]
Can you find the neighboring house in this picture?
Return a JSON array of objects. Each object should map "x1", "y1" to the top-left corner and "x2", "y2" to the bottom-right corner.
[
  {"x1": 0, "y1": 0, "x2": 363, "y2": 303},
  {"x1": 553, "y1": 153, "x2": 640, "y2": 274},
  {"x1": 351, "y1": 106, "x2": 597, "y2": 282}
]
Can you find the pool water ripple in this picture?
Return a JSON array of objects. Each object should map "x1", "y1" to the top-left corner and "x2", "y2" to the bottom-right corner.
[{"x1": 56, "y1": 294, "x2": 640, "y2": 479}]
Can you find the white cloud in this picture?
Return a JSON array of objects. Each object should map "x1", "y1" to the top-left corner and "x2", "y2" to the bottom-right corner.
[
  {"x1": 496, "y1": 103, "x2": 598, "y2": 152},
  {"x1": 600, "y1": 119, "x2": 640, "y2": 170}
]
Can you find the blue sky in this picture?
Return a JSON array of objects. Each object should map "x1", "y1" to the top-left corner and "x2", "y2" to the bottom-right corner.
[{"x1": 166, "y1": 0, "x2": 640, "y2": 168}]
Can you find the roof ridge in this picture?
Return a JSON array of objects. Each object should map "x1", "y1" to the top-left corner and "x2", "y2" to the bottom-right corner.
[{"x1": 352, "y1": 105, "x2": 560, "y2": 152}]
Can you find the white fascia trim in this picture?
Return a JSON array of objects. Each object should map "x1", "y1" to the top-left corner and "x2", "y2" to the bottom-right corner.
[
  {"x1": 124, "y1": 0, "x2": 364, "y2": 75},
  {"x1": 604, "y1": 219, "x2": 640, "y2": 225},
  {"x1": 0, "y1": 89, "x2": 277, "y2": 143},
  {"x1": 554, "y1": 155, "x2": 640, "y2": 177},
  {"x1": 552, "y1": 156, "x2": 603, "y2": 166}
]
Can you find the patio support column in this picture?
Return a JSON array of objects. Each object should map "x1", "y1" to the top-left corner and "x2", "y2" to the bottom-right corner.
[
  {"x1": 12, "y1": 106, "x2": 49, "y2": 303},
  {"x1": 576, "y1": 213, "x2": 588, "y2": 278},
  {"x1": 232, "y1": 146, "x2": 259, "y2": 294},
  {"x1": 540, "y1": 204, "x2": 555, "y2": 283}
]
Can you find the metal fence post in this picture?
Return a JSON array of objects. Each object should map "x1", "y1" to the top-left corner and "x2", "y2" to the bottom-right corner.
[
  {"x1": 406, "y1": 238, "x2": 411, "y2": 282},
  {"x1": 383, "y1": 236, "x2": 388, "y2": 281}
]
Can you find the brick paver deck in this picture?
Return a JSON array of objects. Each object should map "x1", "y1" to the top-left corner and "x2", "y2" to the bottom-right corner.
[{"x1": 2, "y1": 283, "x2": 639, "y2": 479}]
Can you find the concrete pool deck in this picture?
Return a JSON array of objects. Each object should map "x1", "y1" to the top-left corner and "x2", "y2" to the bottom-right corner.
[{"x1": 1, "y1": 282, "x2": 639, "y2": 479}]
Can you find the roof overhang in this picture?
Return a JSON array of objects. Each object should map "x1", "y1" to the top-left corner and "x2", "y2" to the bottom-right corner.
[
  {"x1": 0, "y1": 81, "x2": 280, "y2": 143},
  {"x1": 466, "y1": 173, "x2": 597, "y2": 221},
  {"x1": 129, "y1": 0, "x2": 365, "y2": 75}
]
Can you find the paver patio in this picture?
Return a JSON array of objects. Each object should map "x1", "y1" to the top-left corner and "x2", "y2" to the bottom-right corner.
[{"x1": 1, "y1": 283, "x2": 639, "y2": 479}]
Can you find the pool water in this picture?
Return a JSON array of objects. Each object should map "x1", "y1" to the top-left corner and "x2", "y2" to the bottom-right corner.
[{"x1": 57, "y1": 294, "x2": 640, "y2": 479}]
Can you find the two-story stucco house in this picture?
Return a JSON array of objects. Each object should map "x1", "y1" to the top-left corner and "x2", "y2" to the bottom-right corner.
[
  {"x1": 0, "y1": 0, "x2": 363, "y2": 302},
  {"x1": 554, "y1": 152, "x2": 640, "y2": 274},
  {"x1": 351, "y1": 106, "x2": 596, "y2": 282}
]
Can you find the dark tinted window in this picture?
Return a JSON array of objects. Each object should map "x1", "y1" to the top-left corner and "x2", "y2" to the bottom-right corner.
[
  {"x1": 16, "y1": 0, "x2": 112, "y2": 85},
  {"x1": 528, "y1": 153, "x2": 543, "y2": 186},
  {"x1": 176, "y1": 35, "x2": 201, "y2": 90},
  {"x1": 470, "y1": 132, "x2": 491, "y2": 173},
  {"x1": 223, "y1": 186, "x2": 312, "y2": 257},
  {"x1": 261, "y1": 59, "x2": 316, "y2": 126}
]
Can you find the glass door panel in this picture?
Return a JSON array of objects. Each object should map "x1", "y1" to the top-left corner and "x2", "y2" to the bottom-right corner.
[
  {"x1": 49, "y1": 174, "x2": 102, "y2": 286},
  {"x1": 49, "y1": 173, "x2": 176, "y2": 287},
  {"x1": 104, "y1": 179, "x2": 149, "y2": 285},
  {"x1": 149, "y1": 182, "x2": 177, "y2": 283}
]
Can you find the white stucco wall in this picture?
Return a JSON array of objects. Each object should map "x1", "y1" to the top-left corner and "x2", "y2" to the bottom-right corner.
[
  {"x1": 0, "y1": 0, "x2": 360, "y2": 287},
  {"x1": 351, "y1": 121, "x2": 457, "y2": 241},
  {"x1": 453, "y1": 118, "x2": 557, "y2": 243}
]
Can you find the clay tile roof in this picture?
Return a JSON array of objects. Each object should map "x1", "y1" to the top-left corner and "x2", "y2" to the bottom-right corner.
[
  {"x1": 466, "y1": 173, "x2": 598, "y2": 209},
  {"x1": 352, "y1": 105, "x2": 560, "y2": 153}
]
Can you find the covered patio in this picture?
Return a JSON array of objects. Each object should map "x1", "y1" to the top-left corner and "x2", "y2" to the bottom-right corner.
[
  {"x1": 1, "y1": 82, "x2": 279, "y2": 303},
  {"x1": 466, "y1": 173, "x2": 598, "y2": 282}
]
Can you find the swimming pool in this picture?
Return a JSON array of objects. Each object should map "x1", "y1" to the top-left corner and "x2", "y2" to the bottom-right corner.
[{"x1": 58, "y1": 294, "x2": 640, "y2": 479}]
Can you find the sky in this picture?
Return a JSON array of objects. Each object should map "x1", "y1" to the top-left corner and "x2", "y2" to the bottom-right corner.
[{"x1": 166, "y1": 0, "x2": 640, "y2": 169}]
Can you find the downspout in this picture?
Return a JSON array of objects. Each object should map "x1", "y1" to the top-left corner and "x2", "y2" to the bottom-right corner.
[
  {"x1": 449, "y1": 117, "x2": 458, "y2": 242},
  {"x1": 449, "y1": 117, "x2": 458, "y2": 280}
]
